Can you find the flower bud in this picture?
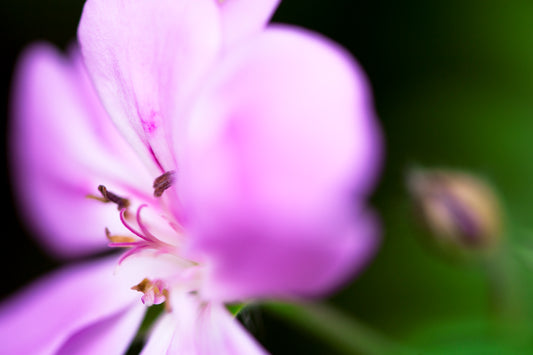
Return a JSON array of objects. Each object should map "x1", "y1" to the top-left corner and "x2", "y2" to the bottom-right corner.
[{"x1": 407, "y1": 169, "x2": 503, "y2": 255}]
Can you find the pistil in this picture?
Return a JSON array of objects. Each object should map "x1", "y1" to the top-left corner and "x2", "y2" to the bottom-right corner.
[{"x1": 106, "y1": 204, "x2": 176, "y2": 264}]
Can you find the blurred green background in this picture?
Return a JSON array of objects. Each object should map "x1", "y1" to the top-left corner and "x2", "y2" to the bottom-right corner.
[{"x1": 3, "y1": 0, "x2": 533, "y2": 353}]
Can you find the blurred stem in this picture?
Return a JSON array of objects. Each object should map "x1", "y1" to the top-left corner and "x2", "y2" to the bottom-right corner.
[
  {"x1": 482, "y1": 244, "x2": 524, "y2": 329},
  {"x1": 263, "y1": 300, "x2": 410, "y2": 355}
]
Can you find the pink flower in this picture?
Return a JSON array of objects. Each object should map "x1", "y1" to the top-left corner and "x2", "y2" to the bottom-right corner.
[{"x1": 2, "y1": 0, "x2": 382, "y2": 353}]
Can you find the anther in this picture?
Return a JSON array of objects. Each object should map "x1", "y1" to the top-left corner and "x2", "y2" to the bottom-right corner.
[
  {"x1": 105, "y1": 227, "x2": 136, "y2": 244},
  {"x1": 96, "y1": 185, "x2": 130, "y2": 210},
  {"x1": 153, "y1": 170, "x2": 175, "y2": 197},
  {"x1": 132, "y1": 278, "x2": 169, "y2": 307}
]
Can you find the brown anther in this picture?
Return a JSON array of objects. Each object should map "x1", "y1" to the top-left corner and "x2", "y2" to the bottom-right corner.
[
  {"x1": 153, "y1": 170, "x2": 176, "y2": 197},
  {"x1": 131, "y1": 278, "x2": 151, "y2": 293},
  {"x1": 131, "y1": 278, "x2": 169, "y2": 308},
  {"x1": 162, "y1": 289, "x2": 172, "y2": 312},
  {"x1": 105, "y1": 227, "x2": 136, "y2": 243},
  {"x1": 97, "y1": 185, "x2": 130, "y2": 210}
]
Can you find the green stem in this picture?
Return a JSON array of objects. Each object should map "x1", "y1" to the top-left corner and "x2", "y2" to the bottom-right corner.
[
  {"x1": 482, "y1": 246, "x2": 525, "y2": 333},
  {"x1": 262, "y1": 301, "x2": 410, "y2": 355}
]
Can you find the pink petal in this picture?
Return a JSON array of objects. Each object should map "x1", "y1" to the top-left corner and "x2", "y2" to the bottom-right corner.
[
  {"x1": 203, "y1": 212, "x2": 380, "y2": 301},
  {"x1": 140, "y1": 314, "x2": 175, "y2": 355},
  {"x1": 78, "y1": 0, "x2": 223, "y2": 173},
  {"x1": 142, "y1": 294, "x2": 267, "y2": 354},
  {"x1": 216, "y1": 0, "x2": 280, "y2": 48},
  {"x1": 0, "y1": 257, "x2": 143, "y2": 354},
  {"x1": 10, "y1": 44, "x2": 153, "y2": 258},
  {"x1": 177, "y1": 26, "x2": 382, "y2": 300},
  {"x1": 56, "y1": 305, "x2": 145, "y2": 355}
]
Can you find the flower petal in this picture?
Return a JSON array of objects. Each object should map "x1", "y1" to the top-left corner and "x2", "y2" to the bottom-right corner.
[
  {"x1": 10, "y1": 44, "x2": 153, "y2": 258},
  {"x1": 202, "y1": 212, "x2": 380, "y2": 301},
  {"x1": 216, "y1": 0, "x2": 280, "y2": 48},
  {"x1": 177, "y1": 26, "x2": 382, "y2": 300},
  {"x1": 140, "y1": 314, "x2": 175, "y2": 355},
  {"x1": 142, "y1": 294, "x2": 267, "y2": 354},
  {"x1": 0, "y1": 256, "x2": 143, "y2": 354},
  {"x1": 56, "y1": 305, "x2": 145, "y2": 355},
  {"x1": 78, "y1": 0, "x2": 222, "y2": 172}
]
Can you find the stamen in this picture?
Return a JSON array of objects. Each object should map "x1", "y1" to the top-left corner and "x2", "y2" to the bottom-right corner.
[
  {"x1": 105, "y1": 227, "x2": 137, "y2": 243},
  {"x1": 88, "y1": 185, "x2": 130, "y2": 210},
  {"x1": 132, "y1": 278, "x2": 169, "y2": 307},
  {"x1": 153, "y1": 170, "x2": 175, "y2": 197},
  {"x1": 98, "y1": 185, "x2": 130, "y2": 210}
]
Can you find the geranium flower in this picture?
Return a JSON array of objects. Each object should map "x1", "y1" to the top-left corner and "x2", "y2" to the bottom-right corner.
[{"x1": 1, "y1": 0, "x2": 382, "y2": 353}]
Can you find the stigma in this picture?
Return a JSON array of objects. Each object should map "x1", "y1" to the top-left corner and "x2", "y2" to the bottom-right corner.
[{"x1": 106, "y1": 204, "x2": 176, "y2": 264}]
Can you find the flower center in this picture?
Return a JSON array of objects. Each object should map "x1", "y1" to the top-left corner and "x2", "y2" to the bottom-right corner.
[{"x1": 92, "y1": 177, "x2": 200, "y2": 309}]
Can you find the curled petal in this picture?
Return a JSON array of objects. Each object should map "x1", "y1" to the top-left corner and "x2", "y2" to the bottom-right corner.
[
  {"x1": 142, "y1": 294, "x2": 267, "y2": 354},
  {"x1": 78, "y1": 0, "x2": 222, "y2": 172},
  {"x1": 177, "y1": 26, "x2": 382, "y2": 300},
  {"x1": 0, "y1": 257, "x2": 143, "y2": 354},
  {"x1": 10, "y1": 44, "x2": 152, "y2": 258}
]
